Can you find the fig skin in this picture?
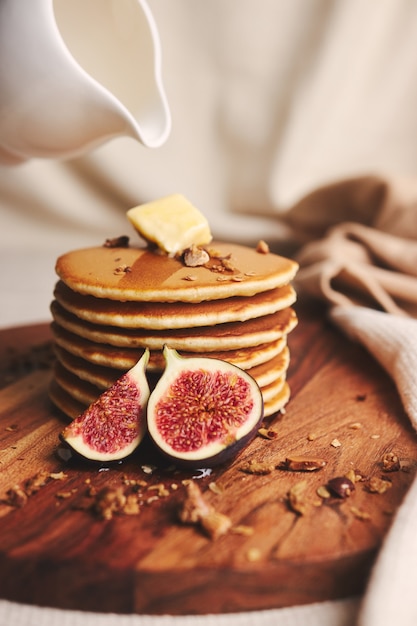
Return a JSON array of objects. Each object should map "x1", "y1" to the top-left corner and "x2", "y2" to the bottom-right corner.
[
  {"x1": 147, "y1": 346, "x2": 264, "y2": 468},
  {"x1": 60, "y1": 350, "x2": 150, "y2": 462}
]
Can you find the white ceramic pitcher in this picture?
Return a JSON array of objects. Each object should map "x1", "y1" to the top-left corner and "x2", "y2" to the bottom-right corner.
[{"x1": 0, "y1": 0, "x2": 171, "y2": 164}]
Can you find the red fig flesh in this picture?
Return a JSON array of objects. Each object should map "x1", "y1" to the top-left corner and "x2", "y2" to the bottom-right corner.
[
  {"x1": 147, "y1": 346, "x2": 264, "y2": 467},
  {"x1": 61, "y1": 350, "x2": 150, "y2": 462}
]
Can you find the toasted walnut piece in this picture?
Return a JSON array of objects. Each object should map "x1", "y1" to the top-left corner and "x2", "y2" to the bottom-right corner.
[
  {"x1": 183, "y1": 244, "x2": 210, "y2": 267},
  {"x1": 331, "y1": 438, "x2": 342, "y2": 448},
  {"x1": 5, "y1": 486, "x2": 28, "y2": 508},
  {"x1": 113, "y1": 264, "x2": 132, "y2": 275},
  {"x1": 208, "y1": 481, "x2": 224, "y2": 495},
  {"x1": 220, "y1": 258, "x2": 238, "y2": 272},
  {"x1": 317, "y1": 485, "x2": 331, "y2": 499},
  {"x1": 239, "y1": 459, "x2": 275, "y2": 475},
  {"x1": 93, "y1": 487, "x2": 127, "y2": 520},
  {"x1": 148, "y1": 483, "x2": 170, "y2": 497},
  {"x1": 349, "y1": 422, "x2": 363, "y2": 430},
  {"x1": 350, "y1": 506, "x2": 371, "y2": 521},
  {"x1": 287, "y1": 481, "x2": 308, "y2": 515},
  {"x1": 382, "y1": 452, "x2": 401, "y2": 472},
  {"x1": 122, "y1": 494, "x2": 141, "y2": 515},
  {"x1": 258, "y1": 427, "x2": 279, "y2": 440},
  {"x1": 283, "y1": 456, "x2": 327, "y2": 472},
  {"x1": 103, "y1": 235, "x2": 130, "y2": 248},
  {"x1": 231, "y1": 525, "x2": 254, "y2": 536},
  {"x1": 55, "y1": 490, "x2": 77, "y2": 500},
  {"x1": 256, "y1": 240, "x2": 270, "y2": 254},
  {"x1": 367, "y1": 476, "x2": 392, "y2": 494},
  {"x1": 25, "y1": 470, "x2": 50, "y2": 495},
  {"x1": 200, "y1": 510, "x2": 232, "y2": 540},
  {"x1": 178, "y1": 481, "x2": 232, "y2": 540},
  {"x1": 246, "y1": 547, "x2": 262, "y2": 562},
  {"x1": 205, "y1": 247, "x2": 224, "y2": 259}
]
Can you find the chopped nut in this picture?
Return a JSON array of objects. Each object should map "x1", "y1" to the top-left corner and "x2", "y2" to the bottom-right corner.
[
  {"x1": 5, "y1": 424, "x2": 18, "y2": 432},
  {"x1": 183, "y1": 244, "x2": 210, "y2": 267},
  {"x1": 282, "y1": 456, "x2": 326, "y2": 472},
  {"x1": 113, "y1": 264, "x2": 131, "y2": 275},
  {"x1": 287, "y1": 481, "x2": 308, "y2": 515},
  {"x1": 256, "y1": 240, "x2": 270, "y2": 254},
  {"x1": 327, "y1": 476, "x2": 355, "y2": 498},
  {"x1": 246, "y1": 547, "x2": 262, "y2": 562},
  {"x1": 239, "y1": 459, "x2": 274, "y2": 475},
  {"x1": 349, "y1": 422, "x2": 363, "y2": 430},
  {"x1": 350, "y1": 506, "x2": 371, "y2": 521},
  {"x1": 331, "y1": 438, "x2": 342, "y2": 448},
  {"x1": 141, "y1": 464, "x2": 156, "y2": 475},
  {"x1": 382, "y1": 452, "x2": 400, "y2": 472},
  {"x1": 231, "y1": 275, "x2": 244, "y2": 282},
  {"x1": 25, "y1": 470, "x2": 50, "y2": 495},
  {"x1": 178, "y1": 481, "x2": 232, "y2": 540},
  {"x1": 182, "y1": 274, "x2": 197, "y2": 281},
  {"x1": 103, "y1": 235, "x2": 130, "y2": 248},
  {"x1": 367, "y1": 476, "x2": 392, "y2": 494},
  {"x1": 5, "y1": 485, "x2": 28, "y2": 507},
  {"x1": 317, "y1": 485, "x2": 331, "y2": 499},
  {"x1": 200, "y1": 510, "x2": 232, "y2": 540},
  {"x1": 307, "y1": 433, "x2": 317, "y2": 441},
  {"x1": 208, "y1": 481, "x2": 224, "y2": 495},
  {"x1": 93, "y1": 487, "x2": 126, "y2": 520},
  {"x1": 148, "y1": 483, "x2": 169, "y2": 497},
  {"x1": 122, "y1": 494, "x2": 141, "y2": 515},
  {"x1": 220, "y1": 258, "x2": 238, "y2": 272},
  {"x1": 49, "y1": 471, "x2": 67, "y2": 481},
  {"x1": 370, "y1": 434, "x2": 380, "y2": 440},
  {"x1": 258, "y1": 427, "x2": 279, "y2": 440},
  {"x1": 55, "y1": 490, "x2": 76, "y2": 499},
  {"x1": 231, "y1": 525, "x2": 254, "y2": 536}
]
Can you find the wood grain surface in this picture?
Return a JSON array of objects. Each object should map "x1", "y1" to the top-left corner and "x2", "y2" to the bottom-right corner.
[{"x1": 0, "y1": 302, "x2": 416, "y2": 615}]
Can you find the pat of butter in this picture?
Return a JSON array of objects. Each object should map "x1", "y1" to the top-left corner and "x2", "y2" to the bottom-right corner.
[{"x1": 127, "y1": 194, "x2": 212, "y2": 256}]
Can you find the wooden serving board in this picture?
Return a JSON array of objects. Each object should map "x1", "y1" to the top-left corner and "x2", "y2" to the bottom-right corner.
[{"x1": 0, "y1": 303, "x2": 416, "y2": 615}]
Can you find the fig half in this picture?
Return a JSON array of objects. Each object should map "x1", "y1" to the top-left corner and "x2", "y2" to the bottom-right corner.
[
  {"x1": 147, "y1": 346, "x2": 264, "y2": 467},
  {"x1": 61, "y1": 350, "x2": 150, "y2": 462}
]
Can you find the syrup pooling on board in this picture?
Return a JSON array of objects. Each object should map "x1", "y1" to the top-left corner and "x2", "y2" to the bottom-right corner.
[{"x1": 154, "y1": 367, "x2": 255, "y2": 453}]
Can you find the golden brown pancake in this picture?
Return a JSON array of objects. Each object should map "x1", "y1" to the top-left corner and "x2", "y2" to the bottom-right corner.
[
  {"x1": 51, "y1": 300, "x2": 297, "y2": 351},
  {"x1": 52, "y1": 326, "x2": 287, "y2": 372},
  {"x1": 54, "y1": 280, "x2": 297, "y2": 329},
  {"x1": 54, "y1": 343, "x2": 290, "y2": 392},
  {"x1": 55, "y1": 242, "x2": 299, "y2": 303}
]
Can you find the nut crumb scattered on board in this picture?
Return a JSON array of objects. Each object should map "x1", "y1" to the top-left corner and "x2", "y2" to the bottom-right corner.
[
  {"x1": 239, "y1": 459, "x2": 274, "y2": 475},
  {"x1": 178, "y1": 481, "x2": 232, "y2": 540}
]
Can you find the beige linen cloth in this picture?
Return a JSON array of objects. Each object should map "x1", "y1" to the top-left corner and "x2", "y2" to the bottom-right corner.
[{"x1": 290, "y1": 175, "x2": 417, "y2": 626}]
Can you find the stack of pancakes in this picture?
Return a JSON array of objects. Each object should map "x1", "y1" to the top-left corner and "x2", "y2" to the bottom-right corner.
[{"x1": 49, "y1": 240, "x2": 299, "y2": 420}]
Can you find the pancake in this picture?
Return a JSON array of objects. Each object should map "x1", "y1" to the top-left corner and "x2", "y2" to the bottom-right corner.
[
  {"x1": 260, "y1": 376, "x2": 286, "y2": 404},
  {"x1": 54, "y1": 343, "x2": 290, "y2": 391},
  {"x1": 263, "y1": 383, "x2": 291, "y2": 418},
  {"x1": 54, "y1": 280, "x2": 297, "y2": 329},
  {"x1": 52, "y1": 326, "x2": 287, "y2": 372},
  {"x1": 51, "y1": 300, "x2": 298, "y2": 351},
  {"x1": 246, "y1": 347, "x2": 290, "y2": 387},
  {"x1": 55, "y1": 241, "x2": 299, "y2": 303}
]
